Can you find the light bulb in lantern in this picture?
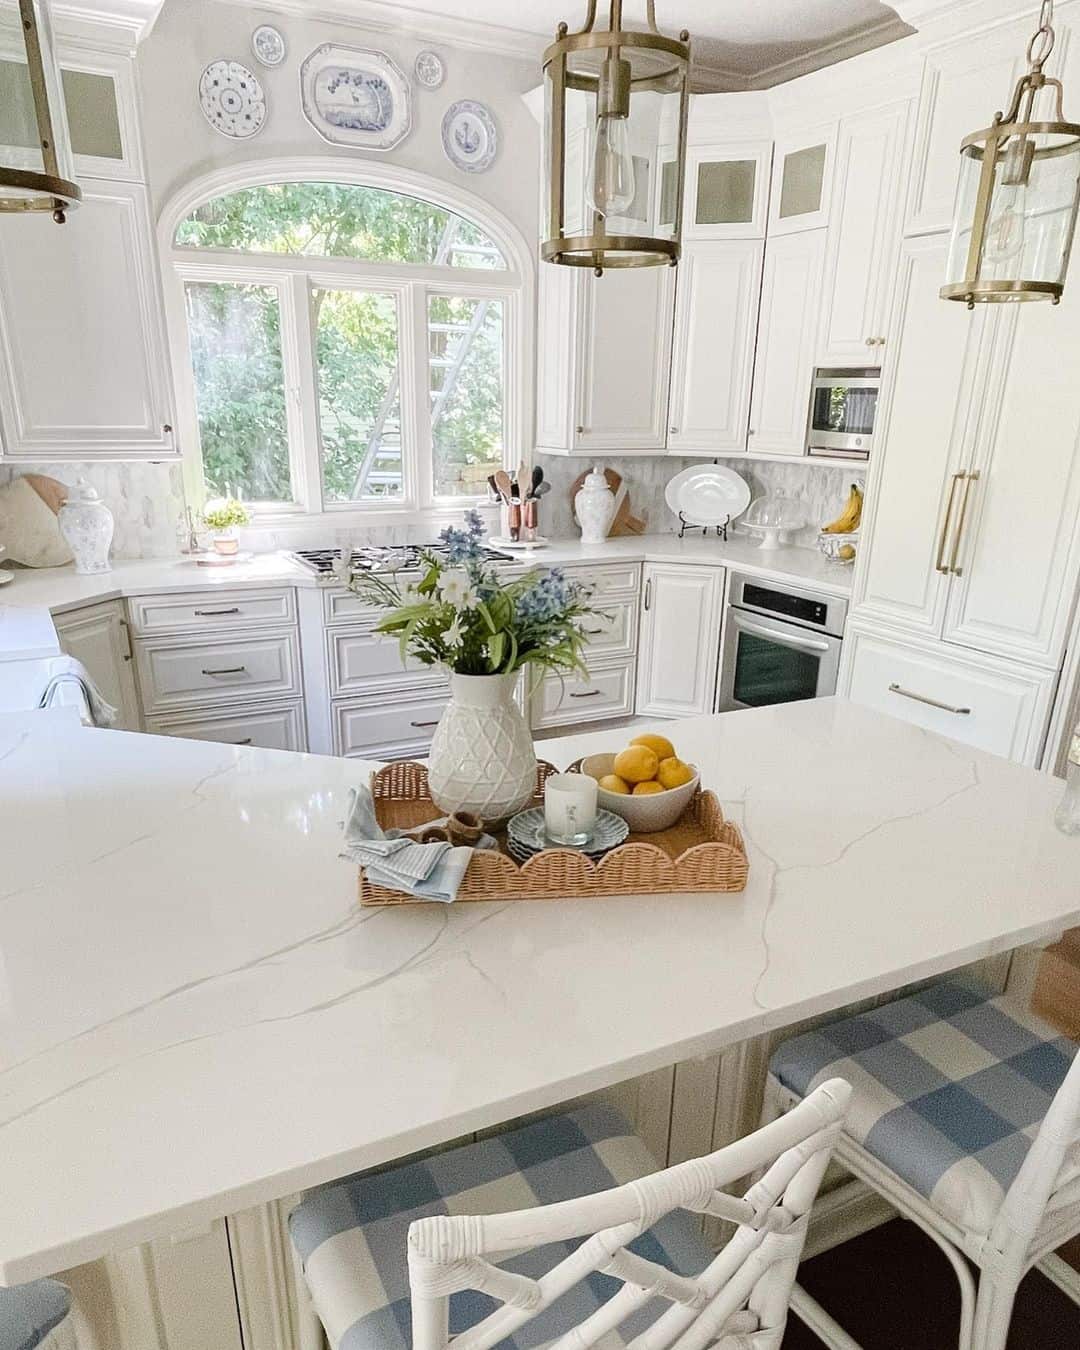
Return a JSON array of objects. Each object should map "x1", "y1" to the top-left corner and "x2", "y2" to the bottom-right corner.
[
  {"x1": 586, "y1": 113, "x2": 635, "y2": 218},
  {"x1": 985, "y1": 135, "x2": 1032, "y2": 264}
]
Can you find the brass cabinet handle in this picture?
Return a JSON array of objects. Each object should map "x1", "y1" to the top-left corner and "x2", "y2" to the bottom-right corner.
[
  {"x1": 644, "y1": 578, "x2": 652, "y2": 611},
  {"x1": 201, "y1": 666, "x2": 247, "y2": 676},
  {"x1": 935, "y1": 472, "x2": 965, "y2": 575},
  {"x1": 233, "y1": 738, "x2": 253, "y2": 746},
  {"x1": 889, "y1": 683, "x2": 971, "y2": 715},
  {"x1": 409, "y1": 719, "x2": 440, "y2": 729},
  {"x1": 948, "y1": 470, "x2": 980, "y2": 576},
  {"x1": 119, "y1": 618, "x2": 133, "y2": 662},
  {"x1": 583, "y1": 626, "x2": 606, "y2": 636},
  {"x1": 569, "y1": 688, "x2": 601, "y2": 698},
  {"x1": 195, "y1": 607, "x2": 242, "y2": 617}
]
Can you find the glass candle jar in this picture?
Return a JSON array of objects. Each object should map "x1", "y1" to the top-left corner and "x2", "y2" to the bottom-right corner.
[{"x1": 544, "y1": 772, "x2": 599, "y2": 846}]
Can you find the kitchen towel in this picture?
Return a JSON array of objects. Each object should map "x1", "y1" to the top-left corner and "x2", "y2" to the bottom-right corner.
[{"x1": 341, "y1": 786, "x2": 474, "y2": 903}]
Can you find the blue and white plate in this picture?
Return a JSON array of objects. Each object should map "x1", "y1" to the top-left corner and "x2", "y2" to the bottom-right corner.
[
  {"x1": 251, "y1": 24, "x2": 287, "y2": 68},
  {"x1": 300, "y1": 44, "x2": 411, "y2": 151},
  {"x1": 199, "y1": 60, "x2": 266, "y2": 140},
  {"x1": 507, "y1": 807, "x2": 628, "y2": 861},
  {"x1": 414, "y1": 50, "x2": 445, "y2": 89},
  {"x1": 442, "y1": 99, "x2": 497, "y2": 174}
]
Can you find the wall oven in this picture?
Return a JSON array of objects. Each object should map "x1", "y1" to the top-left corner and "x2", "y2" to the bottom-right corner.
[
  {"x1": 807, "y1": 367, "x2": 880, "y2": 460},
  {"x1": 718, "y1": 573, "x2": 847, "y2": 713}
]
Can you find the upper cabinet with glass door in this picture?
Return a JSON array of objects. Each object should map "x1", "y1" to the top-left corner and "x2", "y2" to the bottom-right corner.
[
  {"x1": 683, "y1": 140, "x2": 772, "y2": 239},
  {"x1": 767, "y1": 125, "x2": 836, "y2": 234}
]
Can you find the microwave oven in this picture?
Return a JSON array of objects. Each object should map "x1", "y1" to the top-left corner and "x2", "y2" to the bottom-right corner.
[{"x1": 806, "y1": 367, "x2": 880, "y2": 460}]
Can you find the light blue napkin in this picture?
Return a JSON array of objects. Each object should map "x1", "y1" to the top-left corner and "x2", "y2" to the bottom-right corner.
[{"x1": 341, "y1": 786, "x2": 475, "y2": 903}]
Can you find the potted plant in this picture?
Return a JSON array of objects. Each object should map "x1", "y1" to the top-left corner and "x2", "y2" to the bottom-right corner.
[
  {"x1": 202, "y1": 499, "x2": 250, "y2": 556},
  {"x1": 347, "y1": 510, "x2": 603, "y2": 820}
]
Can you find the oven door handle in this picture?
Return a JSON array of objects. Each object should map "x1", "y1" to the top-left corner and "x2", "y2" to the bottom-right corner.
[{"x1": 735, "y1": 618, "x2": 832, "y2": 653}]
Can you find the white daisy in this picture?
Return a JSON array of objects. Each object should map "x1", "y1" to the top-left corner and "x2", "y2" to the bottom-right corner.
[
  {"x1": 438, "y1": 569, "x2": 478, "y2": 610},
  {"x1": 445, "y1": 617, "x2": 464, "y2": 647}
]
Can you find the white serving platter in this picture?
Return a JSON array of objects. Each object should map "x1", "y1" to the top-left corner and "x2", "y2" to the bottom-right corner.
[{"x1": 664, "y1": 464, "x2": 751, "y2": 528}]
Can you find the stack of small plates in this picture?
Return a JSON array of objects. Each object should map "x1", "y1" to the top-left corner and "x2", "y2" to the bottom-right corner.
[{"x1": 506, "y1": 808, "x2": 629, "y2": 863}]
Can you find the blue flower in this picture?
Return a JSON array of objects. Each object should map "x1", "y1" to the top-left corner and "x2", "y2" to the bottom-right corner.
[{"x1": 438, "y1": 509, "x2": 488, "y2": 565}]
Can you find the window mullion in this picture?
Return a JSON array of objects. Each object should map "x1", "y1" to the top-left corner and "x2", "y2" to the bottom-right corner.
[
  {"x1": 286, "y1": 272, "x2": 323, "y2": 515},
  {"x1": 404, "y1": 282, "x2": 431, "y2": 512}
]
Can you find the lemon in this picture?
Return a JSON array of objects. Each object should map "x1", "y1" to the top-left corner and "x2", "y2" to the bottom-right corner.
[
  {"x1": 630, "y1": 732, "x2": 676, "y2": 762},
  {"x1": 656, "y1": 756, "x2": 694, "y2": 790},
  {"x1": 598, "y1": 773, "x2": 630, "y2": 795},
  {"x1": 632, "y1": 780, "x2": 665, "y2": 795},
  {"x1": 837, "y1": 543, "x2": 856, "y2": 562},
  {"x1": 613, "y1": 744, "x2": 659, "y2": 784}
]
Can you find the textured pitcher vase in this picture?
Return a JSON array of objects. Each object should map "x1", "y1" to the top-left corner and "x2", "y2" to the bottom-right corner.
[{"x1": 427, "y1": 671, "x2": 537, "y2": 824}]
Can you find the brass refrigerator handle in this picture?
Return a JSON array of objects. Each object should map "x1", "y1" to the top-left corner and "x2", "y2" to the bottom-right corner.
[
  {"x1": 935, "y1": 472, "x2": 966, "y2": 575},
  {"x1": 948, "y1": 470, "x2": 980, "y2": 575}
]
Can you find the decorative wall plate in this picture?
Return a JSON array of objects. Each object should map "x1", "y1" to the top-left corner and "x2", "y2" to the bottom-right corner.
[
  {"x1": 300, "y1": 44, "x2": 411, "y2": 151},
  {"x1": 413, "y1": 50, "x2": 445, "y2": 89},
  {"x1": 442, "y1": 99, "x2": 497, "y2": 173},
  {"x1": 198, "y1": 60, "x2": 266, "y2": 140},
  {"x1": 251, "y1": 24, "x2": 287, "y2": 68}
]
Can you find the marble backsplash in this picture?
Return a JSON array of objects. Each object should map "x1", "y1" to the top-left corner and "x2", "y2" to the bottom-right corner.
[
  {"x1": 0, "y1": 462, "x2": 187, "y2": 559},
  {"x1": 533, "y1": 454, "x2": 867, "y2": 545}
]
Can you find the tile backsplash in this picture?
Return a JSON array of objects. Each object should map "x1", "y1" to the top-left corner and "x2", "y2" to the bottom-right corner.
[
  {"x1": 534, "y1": 454, "x2": 867, "y2": 545},
  {"x1": 0, "y1": 462, "x2": 186, "y2": 559}
]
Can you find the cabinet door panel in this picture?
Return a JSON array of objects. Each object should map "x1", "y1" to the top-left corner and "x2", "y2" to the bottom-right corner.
[
  {"x1": 685, "y1": 141, "x2": 771, "y2": 239},
  {"x1": 852, "y1": 235, "x2": 984, "y2": 638},
  {"x1": 636, "y1": 564, "x2": 724, "y2": 718},
  {"x1": 54, "y1": 601, "x2": 140, "y2": 731},
  {"x1": 576, "y1": 266, "x2": 674, "y2": 452},
  {"x1": 819, "y1": 102, "x2": 910, "y2": 364},
  {"x1": 769, "y1": 125, "x2": 835, "y2": 235},
  {"x1": 0, "y1": 180, "x2": 174, "y2": 459},
  {"x1": 943, "y1": 299, "x2": 1080, "y2": 669},
  {"x1": 668, "y1": 240, "x2": 762, "y2": 455},
  {"x1": 748, "y1": 230, "x2": 825, "y2": 456}
]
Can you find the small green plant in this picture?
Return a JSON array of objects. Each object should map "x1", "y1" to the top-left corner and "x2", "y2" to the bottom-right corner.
[{"x1": 202, "y1": 498, "x2": 250, "y2": 530}]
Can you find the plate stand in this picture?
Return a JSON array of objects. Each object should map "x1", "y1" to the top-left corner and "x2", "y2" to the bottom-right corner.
[{"x1": 677, "y1": 512, "x2": 730, "y2": 541}]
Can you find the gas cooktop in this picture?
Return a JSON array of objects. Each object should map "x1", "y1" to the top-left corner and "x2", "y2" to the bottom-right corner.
[{"x1": 289, "y1": 543, "x2": 515, "y2": 577}]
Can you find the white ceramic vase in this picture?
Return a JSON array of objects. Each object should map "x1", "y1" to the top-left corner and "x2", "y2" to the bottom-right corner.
[
  {"x1": 57, "y1": 478, "x2": 114, "y2": 575},
  {"x1": 427, "y1": 671, "x2": 537, "y2": 824},
  {"x1": 574, "y1": 465, "x2": 616, "y2": 544}
]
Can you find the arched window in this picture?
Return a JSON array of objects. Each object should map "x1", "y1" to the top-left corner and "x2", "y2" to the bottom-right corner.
[{"x1": 162, "y1": 168, "x2": 529, "y2": 517}]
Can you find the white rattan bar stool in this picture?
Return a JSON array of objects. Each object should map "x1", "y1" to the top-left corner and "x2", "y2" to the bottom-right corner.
[
  {"x1": 289, "y1": 1080, "x2": 850, "y2": 1350},
  {"x1": 0, "y1": 1278, "x2": 83, "y2": 1350},
  {"x1": 765, "y1": 978, "x2": 1080, "y2": 1350}
]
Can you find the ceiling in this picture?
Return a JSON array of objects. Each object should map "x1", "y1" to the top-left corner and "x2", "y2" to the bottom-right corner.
[{"x1": 266, "y1": 0, "x2": 916, "y2": 88}]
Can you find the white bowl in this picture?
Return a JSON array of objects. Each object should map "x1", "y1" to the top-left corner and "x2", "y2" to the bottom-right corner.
[{"x1": 579, "y1": 753, "x2": 700, "y2": 833}]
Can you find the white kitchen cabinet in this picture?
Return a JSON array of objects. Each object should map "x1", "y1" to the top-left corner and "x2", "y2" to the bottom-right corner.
[
  {"x1": 532, "y1": 660, "x2": 636, "y2": 730},
  {"x1": 145, "y1": 704, "x2": 307, "y2": 752},
  {"x1": 54, "y1": 600, "x2": 141, "y2": 731},
  {"x1": 747, "y1": 229, "x2": 825, "y2": 456},
  {"x1": 636, "y1": 564, "x2": 724, "y2": 719},
  {"x1": 818, "y1": 101, "x2": 911, "y2": 364},
  {"x1": 535, "y1": 263, "x2": 674, "y2": 454},
  {"x1": 768, "y1": 125, "x2": 835, "y2": 235},
  {"x1": 0, "y1": 179, "x2": 175, "y2": 461},
  {"x1": 683, "y1": 141, "x2": 772, "y2": 240},
  {"x1": 667, "y1": 240, "x2": 763, "y2": 455}
]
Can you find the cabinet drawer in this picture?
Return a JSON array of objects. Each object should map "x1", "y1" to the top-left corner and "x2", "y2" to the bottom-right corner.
[
  {"x1": 145, "y1": 703, "x2": 306, "y2": 752},
  {"x1": 129, "y1": 588, "x2": 296, "y2": 635},
  {"x1": 322, "y1": 589, "x2": 381, "y2": 626},
  {"x1": 329, "y1": 628, "x2": 448, "y2": 699},
  {"x1": 843, "y1": 630, "x2": 1053, "y2": 766},
  {"x1": 333, "y1": 692, "x2": 449, "y2": 759},
  {"x1": 581, "y1": 598, "x2": 637, "y2": 659},
  {"x1": 136, "y1": 632, "x2": 302, "y2": 714},
  {"x1": 564, "y1": 563, "x2": 641, "y2": 599},
  {"x1": 532, "y1": 660, "x2": 635, "y2": 730}
]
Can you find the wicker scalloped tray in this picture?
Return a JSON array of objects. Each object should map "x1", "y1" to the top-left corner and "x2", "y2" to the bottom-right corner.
[{"x1": 358, "y1": 760, "x2": 748, "y2": 906}]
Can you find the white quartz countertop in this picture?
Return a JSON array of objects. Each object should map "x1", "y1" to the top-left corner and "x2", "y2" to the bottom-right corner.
[
  {"x1": 0, "y1": 533, "x2": 852, "y2": 617},
  {"x1": 1, "y1": 698, "x2": 1076, "y2": 1284}
]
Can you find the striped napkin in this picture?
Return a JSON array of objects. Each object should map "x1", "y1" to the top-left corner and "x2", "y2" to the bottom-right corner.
[{"x1": 341, "y1": 786, "x2": 474, "y2": 903}]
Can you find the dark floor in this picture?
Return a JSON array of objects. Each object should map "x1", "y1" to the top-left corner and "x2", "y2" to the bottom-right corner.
[{"x1": 780, "y1": 1219, "x2": 1080, "y2": 1349}]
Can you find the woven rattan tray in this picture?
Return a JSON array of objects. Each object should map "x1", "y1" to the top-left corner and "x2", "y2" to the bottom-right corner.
[{"x1": 357, "y1": 760, "x2": 748, "y2": 905}]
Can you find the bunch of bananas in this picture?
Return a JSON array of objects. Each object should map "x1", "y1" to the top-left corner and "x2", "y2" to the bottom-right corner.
[{"x1": 821, "y1": 483, "x2": 863, "y2": 535}]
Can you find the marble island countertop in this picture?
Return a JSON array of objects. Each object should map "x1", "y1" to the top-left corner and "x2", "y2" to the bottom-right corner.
[
  {"x1": 0, "y1": 697, "x2": 1076, "y2": 1284},
  {"x1": 0, "y1": 532, "x2": 853, "y2": 617}
]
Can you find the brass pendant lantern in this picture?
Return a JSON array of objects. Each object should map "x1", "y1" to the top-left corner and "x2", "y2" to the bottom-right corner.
[
  {"x1": 0, "y1": 0, "x2": 80, "y2": 223},
  {"x1": 542, "y1": 0, "x2": 691, "y2": 276},
  {"x1": 942, "y1": 0, "x2": 1080, "y2": 306}
]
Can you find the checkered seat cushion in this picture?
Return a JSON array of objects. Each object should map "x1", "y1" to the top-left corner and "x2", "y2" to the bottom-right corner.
[
  {"x1": 769, "y1": 979, "x2": 1079, "y2": 1237},
  {"x1": 0, "y1": 1280, "x2": 70, "y2": 1350},
  {"x1": 289, "y1": 1105, "x2": 714, "y2": 1350}
]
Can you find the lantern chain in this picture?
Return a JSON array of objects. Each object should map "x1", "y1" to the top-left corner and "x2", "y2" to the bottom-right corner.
[{"x1": 1028, "y1": 0, "x2": 1056, "y2": 71}]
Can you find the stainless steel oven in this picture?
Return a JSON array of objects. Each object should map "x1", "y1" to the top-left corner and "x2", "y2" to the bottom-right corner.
[
  {"x1": 718, "y1": 573, "x2": 847, "y2": 712},
  {"x1": 807, "y1": 367, "x2": 880, "y2": 460}
]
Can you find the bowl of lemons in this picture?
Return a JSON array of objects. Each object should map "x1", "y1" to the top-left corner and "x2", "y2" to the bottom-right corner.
[{"x1": 580, "y1": 733, "x2": 699, "y2": 833}]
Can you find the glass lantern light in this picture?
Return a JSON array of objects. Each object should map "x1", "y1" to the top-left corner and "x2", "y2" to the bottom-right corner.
[
  {"x1": 541, "y1": 0, "x2": 691, "y2": 276},
  {"x1": 942, "y1": 0, "x2": 1080, "y2": 306},
  {"x1": 0, "y1": 0, "x2": 80, "y2": 223}
]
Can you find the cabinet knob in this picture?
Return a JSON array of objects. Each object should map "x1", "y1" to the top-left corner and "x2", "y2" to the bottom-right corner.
[
  {"x1": 669, "y1": 425, "x2": 679, "y2": 434},
  {"x1": 865, "y1": 337, "x2": 874, "y2": 347},
  {"x1": 163, "y1": 423, "x2": 174, "y2": 435},
  {"x1": 576, "y1": 425, "x2": 585, "y2": 435}
]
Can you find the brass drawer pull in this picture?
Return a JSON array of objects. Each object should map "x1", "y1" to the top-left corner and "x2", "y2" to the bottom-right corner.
[
  {"x1": 201, "y1": 666, "x2": 247, "y2": 677},
  {"x1": 232, "y1": 738, "x2": 253, "y2": 746},
  {"x1": 948, "y1": 470, "x2": 980, "y2": 575},
  {"x1": 195, "y1": 607, "x2": 242, "y2": 617},
  {"x1": 583, "y1": 626, "x2": 606, "y2": 636},
  {"x1": 409, "y1": 720, "x2": 440, "y2": 729},
  {"x1": 935, "y1": 472, "x2": 965, "y2": 575},
  {"x1": 569, "y1": 688, "x2": 602, "y2": 698},
  {"x1": 889, "y1": 683, "x2": 971, "y2": 715}
]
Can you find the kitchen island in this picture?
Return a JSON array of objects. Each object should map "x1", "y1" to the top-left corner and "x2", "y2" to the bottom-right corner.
[{"x1": 1, "y1": 697, "x2": 1077, "y2": 1286}]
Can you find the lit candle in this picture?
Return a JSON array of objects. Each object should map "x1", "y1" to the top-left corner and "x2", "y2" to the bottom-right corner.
[{"x1": 544, "y1": 772, "x2": 598, "y2": 846}]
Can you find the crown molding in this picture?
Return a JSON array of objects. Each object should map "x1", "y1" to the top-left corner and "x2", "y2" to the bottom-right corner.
[
  {"x1": 51, "y1": 0, "x2": 163, "y2": 45},
  {"x1": 744, "y1": 12, "x2": 913, "y2": 89}
]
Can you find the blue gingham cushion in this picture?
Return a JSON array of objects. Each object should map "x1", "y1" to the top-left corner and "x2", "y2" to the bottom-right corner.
[
  {"x1": 770, "y1": 980, "x2": 1078, "y2": 1236},
  {"x1": 0, "y1": 1280, "x2": 70, "y2": 1350},
  {"x1": 289, "y1": 1105, "x2": 714, "y2": 1350}
]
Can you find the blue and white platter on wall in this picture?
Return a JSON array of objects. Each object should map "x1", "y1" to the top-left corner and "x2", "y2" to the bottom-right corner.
[
  {"x1": 442, "y1": 99, "x2": 497, "y2": 173},
  {"x1": 300, "y1": 44, "x2": 411, "y2": 151},
  {"x1": 199, "y1": 60, "x2": 266, "y2": 140}
]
